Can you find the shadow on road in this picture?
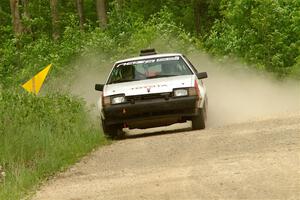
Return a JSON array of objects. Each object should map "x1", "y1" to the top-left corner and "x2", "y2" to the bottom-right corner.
[{"x1": 123, "y1": 127, "x2": 192, "y2": 140}]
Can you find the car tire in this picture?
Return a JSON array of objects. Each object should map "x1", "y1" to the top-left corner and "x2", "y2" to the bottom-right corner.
[
  {"x1": 101, "y1": 119, "x2": 124, "y2": 139},
  {"x1": 192, "y1": 108, "x2": 206, "y2": 130}
]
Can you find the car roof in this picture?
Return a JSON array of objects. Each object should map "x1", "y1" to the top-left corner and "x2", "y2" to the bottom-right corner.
[{"x1": 115, "y1": 53, "x2": 183, "y2": 64}]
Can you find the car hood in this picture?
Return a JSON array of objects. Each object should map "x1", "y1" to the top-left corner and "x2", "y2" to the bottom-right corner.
[{"x1": 104, "y1": 75, "x2": 195, "y2": 96}]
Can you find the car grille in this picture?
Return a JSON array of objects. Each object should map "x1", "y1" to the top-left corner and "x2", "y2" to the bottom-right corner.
[{"x1": 126, "y1": 93, "x2": 172, "y2": 103}]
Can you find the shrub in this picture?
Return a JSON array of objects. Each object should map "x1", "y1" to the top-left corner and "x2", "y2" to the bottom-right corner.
[{"x1": 0, "y1": 90, "x2": 106, "y2": 200}]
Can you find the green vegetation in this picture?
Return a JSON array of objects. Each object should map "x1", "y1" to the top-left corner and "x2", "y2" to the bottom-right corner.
[
  {"x1": 205, "y1": 0, "x2": 300, "y2": 77},
  {"x1": 0, "y1": 0, "x2": 299, "y2": 199},
  {"x1": 1, "y1": 0, "x2": 298, "y2": 88},
  {"x1": 0, "y1": 90, "x2": 107, "y2": 199}
]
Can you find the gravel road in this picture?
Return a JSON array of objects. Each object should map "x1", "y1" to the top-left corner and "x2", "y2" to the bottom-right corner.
[{"x1": 32, "y1": 112, "x2": 300, "y2": 200}]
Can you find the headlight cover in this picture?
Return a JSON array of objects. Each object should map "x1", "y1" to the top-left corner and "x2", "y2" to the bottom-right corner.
[
  {"x1": 174, "y1": 89, "x2": 188, "y2": 97},
  {"x1": 111, "y1": 95, "x2": 125, "y2": 104}
]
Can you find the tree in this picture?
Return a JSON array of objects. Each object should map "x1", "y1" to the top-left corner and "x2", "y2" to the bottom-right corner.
[
  {"x1": 76, "y1": 0, "x2": 84, "y2": 30},
  {"x1": 21, "y1": 0, "x2": 31, "y2": 34},
  {"x1": 193, "y1": 0, "x2": 208, "y2": 35},
  {"x1": 50, "y1": 0, "x2": 59, "y2": 40},
  {"x1": 21, "y1": 0, "x2": 30, "y2": 19},
  {"x1": 96, "y1": 0, "x2": 107, "y2": 28},
  {"x1": 10, "y1": 0, "x2": 23, "y2": 36}
]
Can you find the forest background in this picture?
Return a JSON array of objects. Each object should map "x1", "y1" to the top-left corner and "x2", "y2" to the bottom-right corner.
[{"x1": 0, "y1": 0, "x2": 299, "y2": 199}]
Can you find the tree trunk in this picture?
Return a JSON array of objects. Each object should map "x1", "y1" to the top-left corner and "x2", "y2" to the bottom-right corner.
[
  {"x1": 10, "y1": 0, "x2": 23, "y2": 36},
  {"x1": 50, "y1": 0, "x2": 59, "y2": 40},
  {"x1": 194, "y1": 0, "x2": 201, "y2": 35},
  {"x1": 96, "y1": 0, "x2": 107, "y2": 28},
  {"x1": 194, "y1": 0, "x2": 209, "y2": 35},
  {"x1": 21, "y1": 0, "x2": 32, "y2": 33},
  {"x1": 22, "y1": 0, "x2": 30, "y2": 19},
  {"x1": 0, "y1": 5, "x2": 2, "y2": 25},
  {"x1": 76, "y1": 0, "x2": 84, "y2": 30}
]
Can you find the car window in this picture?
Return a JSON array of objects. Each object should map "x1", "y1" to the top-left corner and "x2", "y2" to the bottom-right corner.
[
  {"x1": 183, "y1": 55, "x2": 198, "y2": 73},
  {"x1": 107, "y1": 56, "x2": 193, "y2": 84}
]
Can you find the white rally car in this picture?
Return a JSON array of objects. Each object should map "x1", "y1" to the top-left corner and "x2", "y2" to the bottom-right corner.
[{"x1": 95, "y1": 49, "x2": 208, "y2": 138}]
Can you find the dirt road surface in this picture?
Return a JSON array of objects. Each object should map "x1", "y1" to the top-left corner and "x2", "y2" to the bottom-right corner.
[{"x1": 32, "y1": 112, "x2": 300, "y2": 200}]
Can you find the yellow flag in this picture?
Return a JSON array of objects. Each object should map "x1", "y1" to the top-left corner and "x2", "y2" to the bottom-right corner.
[{"x1": 22, "y1": 64, "x2": 52, "y2": 95}]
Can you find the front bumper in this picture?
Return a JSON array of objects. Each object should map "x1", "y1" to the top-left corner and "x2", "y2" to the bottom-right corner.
[{"x1": 103, "y1": 96, "x2": 199, "y2": 127}]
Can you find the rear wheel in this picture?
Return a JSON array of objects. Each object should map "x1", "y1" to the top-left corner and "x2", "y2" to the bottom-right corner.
[
  {"x1": 192, "y1": 108, "x2": 206, "y2": 130},
  {"x1": 101, "y1": 119, "x2": 124, "y2": 139}
]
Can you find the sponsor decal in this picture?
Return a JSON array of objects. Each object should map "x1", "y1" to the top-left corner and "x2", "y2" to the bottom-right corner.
[
  {"x1": 131, "y1": 84, "x2": 168, "y2": 91},
  {"x1": 117, "y1": 56, "x2": 180, "y2": 67},
  {"x1": 156, "y1": 56, "x2": 179, "y2": 62}
]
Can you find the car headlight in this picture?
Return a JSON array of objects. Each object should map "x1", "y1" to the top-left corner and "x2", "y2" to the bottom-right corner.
[
  {"x1": 111, "y1": 95, "x2": 125, "y2": 104},
  {"x1": 174, "y1": 89, "x2": 188, "y2": 97}
]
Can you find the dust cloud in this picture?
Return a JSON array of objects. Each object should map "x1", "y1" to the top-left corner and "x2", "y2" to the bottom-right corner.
[
  {"x1": 67, "y1": 50, "x2": 300, "y2": 128},
  {"x1": 65, "y1": 54, "x2": 113, "y2": 117},
  {"x1": 188, "y1": 52, "x2": 300, "y2": 127}
]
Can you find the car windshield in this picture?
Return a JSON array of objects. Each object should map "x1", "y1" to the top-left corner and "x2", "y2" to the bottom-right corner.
[{"x1": 107, "y1": 56, "x2": 192, "y2": 84}]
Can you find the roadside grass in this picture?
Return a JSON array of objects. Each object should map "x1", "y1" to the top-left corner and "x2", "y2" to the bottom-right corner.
[{"x1": 0, "y1": 89, "x2": 108, "y2": 200}]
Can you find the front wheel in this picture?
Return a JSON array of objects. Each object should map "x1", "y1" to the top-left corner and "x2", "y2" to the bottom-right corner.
[
  {"x1": 101, "y1": 119, "x2": 124, "y2": 139},
  {"x1": 192, "y1": 108, "x2": 206, "y2": 130}
]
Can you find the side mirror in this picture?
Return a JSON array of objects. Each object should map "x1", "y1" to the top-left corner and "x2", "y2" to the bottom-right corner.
[
  {"x1": 95, "y1": 84, "x2": 104, "y2": 91},
  {"x1": 196, "y1": 72, "x2": 208, "y2": 79}
]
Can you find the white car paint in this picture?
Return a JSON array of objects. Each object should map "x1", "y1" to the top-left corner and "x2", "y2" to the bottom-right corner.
[
  {"x1": 97, "y1": 53, "x2": 207, "y2": 120},
  {"x1": 104, "y1": 75, "x2": 194, "y2": 96}
]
